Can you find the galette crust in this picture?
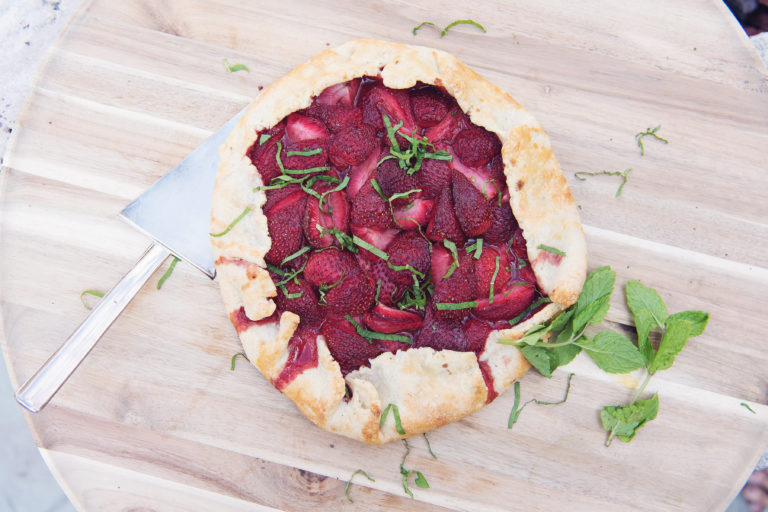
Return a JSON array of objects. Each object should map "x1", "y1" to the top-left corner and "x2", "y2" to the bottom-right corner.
[{"x1": 211, "y1": 39, "x2": 587, "y2": 444}]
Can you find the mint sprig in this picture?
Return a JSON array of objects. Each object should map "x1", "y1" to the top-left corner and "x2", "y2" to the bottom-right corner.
[{"x1": 501, "y1": 267, "x2": 708, "y2": 446}]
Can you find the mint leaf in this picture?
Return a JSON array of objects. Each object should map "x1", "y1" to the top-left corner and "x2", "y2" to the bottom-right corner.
[
  {"x1": 601, "y1": 393, "x2": 659, "y2": 445},
  {"x1": 547, "y1": 308, "x2": 575, "y2": 333},
  {"x1": 571, "y1": 266, "x2": 616, "y2": 334},
  {"x1": 575, "y1": 331, "x2": 644, "y2": 374},
  {"x1": 626, "y1": 280, "x2": 668, "y2": 366},
  {"x1": 519, "y1": 345, "x2": 558, "y2": 378},
  {"x1": 649, "y1": 311, "x2": 709, "y2": 373},
  {"x1": 551, "y1": 343, "x2": 582, "y2": 367}
]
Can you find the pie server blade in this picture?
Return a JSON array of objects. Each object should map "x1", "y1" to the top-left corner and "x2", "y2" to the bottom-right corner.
[{"x1": 15, "y1": 107, "x2": 247, "y2": 413}]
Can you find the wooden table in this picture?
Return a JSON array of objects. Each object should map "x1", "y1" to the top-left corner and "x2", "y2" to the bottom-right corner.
[{"x1": 2, "y1": 1, "x2": 768, "y2": 510}]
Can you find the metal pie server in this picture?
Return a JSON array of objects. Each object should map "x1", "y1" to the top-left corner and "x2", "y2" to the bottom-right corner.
[{"x1": 15, "y1": 108, "x2": 246, "y2": 412}]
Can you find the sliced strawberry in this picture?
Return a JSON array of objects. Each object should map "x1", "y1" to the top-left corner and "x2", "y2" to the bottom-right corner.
[
  {"x1": 350, "y1": 225, "x2": 398, "y2": 262},
  {"x1": 273, "y1": 277, "x2": 321, "y2": 324},
  {"x1": 361, "y1": 86, "x2": 417, "y2": 134},
  {"x1": 303, "y1": 182, "x2": 350, "y2": 248},
  {"x1": 386, "y1": 231, "x2": 431, "y2": 286},
  {"x1": 250, "y1": 136, "x2": 283, "y2": 184},
  {"x1": 282, "y1": 139, "x2": 329, "y2": 171},
  {"x1": 450, "y1": 146, "x2": 502, "y2": 199},
  {"x1": 370, "y1": 259, "x2": 402, "y2": 306},
  {"x1": 375, "y1": 337, "x2": 413, "y2": 355},
  {"x1": 376, "y1": 157, "x2": 419, "y2": 200},
  {"x1": 474, "y1": 246, "x2": 512, "y2": 297},
  {"x1": 429, "y1": 243, "x2": 453, "y2": 285},
  {"x1": 263, "y1": 184, "x2": 302, "y2": 214},
  {"x1": 464, "y1": 318, "x2": 492, "y2": 355},
  {"x1": 414, "y1": 306, "x2": 470, "y2": 351},
  {"x1": 511, "y1": 227, "x2": 528, "y2": 260},
  {"x1": 303, "y1": 248, "x2": 357, "y2": 288},
  {"x1": 424, "y1": 109, "x2": 467, "y2": 143},
  {"x1": 350, "y1": 181, "x2": 392, "y2": 229},
  {"x1": 320, "y1": 320, "x2": 382, "y2": 375},
  {"x1": 432, "y1": 251, "x2": 476, "y2": 320},
  {"x1": 393, "y1": 198, "x2": 434, "y2": 230},
  {"x1": 265, "y1": 193, "x2": 307, "y2": 265},
  {"x1": 484, "y1": 204, "x2": 517, "y2": 245},
  {"x1": 452, "y1": 170, "x2": 492, "y2": 237},
  {"x1": 452, "y1": 126, "x2": 501, "y2": 167},
  {"x1": 329, "y1": 123, "x2": 377, "y2": 167},
  {"x1": 474, "y1": 281, "x2": 536, "y2": 321},
  {"x1": 307, "y1": 104, "x2": 363, "y2": 134},
  {"x1": 347, "y1": 144, "x2": 382, "y2": 199},
  {"x1": 418, "y1": 157, "x2": 452, "y2": 198},
  {"x1": 410, "y1": 87, "x2": 452, "y2": 127},
  {"x1": 285, "y1": 113, "x2": 329, "y2": 144},
  {"x1": 316, "y1": 79, "x2": 361, "y2": 106},
  {"x1": 426, "y1": 187, "x2": 465, "y2": 244},
  {"x1": 363, "y1": 303, "x2": 423, "y2": 333},
  {"x1": 323, "y1": 266, "x2": 376, "y2": 315}
]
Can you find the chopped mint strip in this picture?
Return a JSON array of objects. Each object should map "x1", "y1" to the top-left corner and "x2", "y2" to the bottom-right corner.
[
  {"x1": 280, "y1": 246, "x2": 310, "y2": 266},
  {"x1": 352, "y1": 235, "x2": 389, "y2": 261},
  {"x1": 345, "y1": 469, "x2": 375, "y2": 503},
  {"x1": 156, "y1": 256, "x2": 181, "y2": 290},
  {"x1": 380, "y1": 403, "x2": 406, "y2": 434},
  {"x1": 230, "y1": 352, "x2": 249, "y2": 371},
  {"x1": 79, "y1": 290, "x2": 104, "y2": 310},
  {"x1": 345, "y1": 315, "x2": 412, "y2": 344},
  {"x1": 441, "y1": 19, "x2": 487, "y2": 37},
  {"x1": 222, "y1": 58, "x2": 249, "y2": 72},
  {"x1": 210, "y1": 207, "x2": 252, "y2": 237},
  {"x1": 435, "y1": 300, "x2": 478, "y2": 310},
  {"x1": 537, "y1": 244, "x2": 566, "y2": 257},
  {"x1": 286, "y1": 147, "x2": 323, "y2": 157}
]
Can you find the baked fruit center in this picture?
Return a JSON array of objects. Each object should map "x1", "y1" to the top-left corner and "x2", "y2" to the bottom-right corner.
[{"x1": 248, "y1": 77, "x2": 548, "y2": 390}]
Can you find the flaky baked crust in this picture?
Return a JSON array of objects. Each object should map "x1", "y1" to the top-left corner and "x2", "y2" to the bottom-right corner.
[{"x1": 210, "y1": 39, "x2": 587, "y2": 444}]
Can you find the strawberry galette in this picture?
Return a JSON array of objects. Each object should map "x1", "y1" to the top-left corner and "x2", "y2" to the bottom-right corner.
[{"x1": 211, "y1": 39, "x2": 586, "y2": 444}]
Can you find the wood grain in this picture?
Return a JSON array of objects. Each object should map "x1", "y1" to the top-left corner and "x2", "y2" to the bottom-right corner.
[{"x1": 2, "y1": 0, "x2": 768, "y2": 510}]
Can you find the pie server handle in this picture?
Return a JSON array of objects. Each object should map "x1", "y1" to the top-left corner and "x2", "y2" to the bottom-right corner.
[{"x1": 15, "y1": 243, "x2": 171, "y2": 413}]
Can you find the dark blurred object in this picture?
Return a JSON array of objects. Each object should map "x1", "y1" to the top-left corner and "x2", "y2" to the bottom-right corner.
[
  {"x1": 741, "y1": 469, "x2": 768, "y2": 512},
  {"x1": 725, "y1": 0, "x2": 768, "y2": 35},
  {"x1": 726, "y1": 0, "x2": 759, "y2": 21}
]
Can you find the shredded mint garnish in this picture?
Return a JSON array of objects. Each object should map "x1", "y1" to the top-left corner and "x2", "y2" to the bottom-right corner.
[
  {"x1": 423, "y1": 433, "x2": 437, "y2": 459},
  {"x1": 318, "y1": 272, "x2": 346, "y2": 305},
  {"x1": 345, "y1": 315, "x2": 412, "y2": 345},
  {"x1": 79, "y1": 290, "x2": 104, "y2": 310},
  {"x1": 345, "y1": 469, "x2": 375, "y2": 503},
  {"x1": 387, "y1": 262, "x2": 425, "y2": 279},
  {"x1": 741, "y1": 402, "x2": 757, "y2": 414},
  {"x1": 352, "y1": 235, "x2": 389, "y2": 261},
  {"x1": 537, "y1": 244, "x2": 566, "y2": 257},
  {"x1": 435, "y1": 300, "x2": 478, "y2": 310},
  {"x1": 412, "y1": 19, "x2": 487, "y2": 38},
  {"x1": 156, "y1": 256, "x2": 181, "y2": 290},
  {"x1": 397, "y1": 273, "x2": 433, "y2": 311},
  {"x1": 210, "y1": 207, "x2": 252, "y2": 237},
  {"x1": 230, "y1": 352, "x2": 249, "y2": 371},
  {"x1": 382, "y1": 115, "x2": 451, "y2": 176},
  {"x1": 399, "y1": 439, "x2": 429, "y2": 498},
  {"x1": 508, "y1": 373, "x2": 574, "y2": 428},
  {"x1": 280, "y1": 246, "x2": 310, "y2": 266},
  {"x1": 374, "y1": 279, "x2": 382, "y2": 304},
  {"x1": 222, "y1": 58, "x2": 249, "y2": 73},
  {"x1": 574, "y1": 168, "x2": 632, "y2": 197},
  {"x1": 286, "y1": 147, "x2": 323, "y2": 157},
  {"x1": 412, "y1": 21, "x2": 438, "y2": 35},
  {"x1": 507, "y1": 296, "x2": 551, "y2": 326},
  {"x1": 442, "y1": 239, "x2": 460, "y2": 279},
  {"x1": 488, "y1": 256, "x2": 500, "y2": 305},
  {"x1": 258, "y1": 133, "x2": 271, "y2": 145},
  {"x1": 380, "y1": 403, "x2": 406, "y2": 434},
  {"x1": 635, "y1": 125, "x2": 668, "y2": 155},
  {"x1": 441, "y1": 19, "x2": 487, "y2": 37}
]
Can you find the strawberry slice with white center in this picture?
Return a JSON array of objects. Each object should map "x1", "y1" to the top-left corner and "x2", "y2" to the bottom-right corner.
[
  {"x1": 363, "y1": 303, "x2": 423, "y2": 333},
  {"x1": 285, "y1": 113, "x2": 329, "y2": 143},
  {"x1": 316, "y1": 78, "x2": 361, "y2": 106},
  {"x1": 393, "y1": 197, "x2": 434, "y2": 230}
]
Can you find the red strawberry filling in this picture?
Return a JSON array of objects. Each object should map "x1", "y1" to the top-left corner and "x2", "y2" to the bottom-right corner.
[{"x1": 244, "y1": 77, "x2": 549, "y2": 394}]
